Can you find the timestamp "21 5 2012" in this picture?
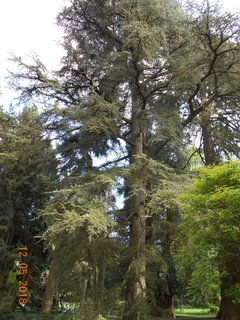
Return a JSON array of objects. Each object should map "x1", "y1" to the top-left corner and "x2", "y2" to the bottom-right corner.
[{"x1": 18, "y1": 246, "x2": 28, "y2": 305}]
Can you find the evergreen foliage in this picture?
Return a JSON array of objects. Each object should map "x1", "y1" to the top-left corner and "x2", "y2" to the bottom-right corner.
[
  {"x1": 2, "y1": 0, "x2": 240, "y2": 318},
  {"x1": 0, "y1": 107, "x2": 57, "y2": 309}
]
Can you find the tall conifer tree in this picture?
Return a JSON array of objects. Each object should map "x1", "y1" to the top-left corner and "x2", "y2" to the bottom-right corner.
[{"x1": 8, "y1": 0, "x2": 240, "y2": 318}]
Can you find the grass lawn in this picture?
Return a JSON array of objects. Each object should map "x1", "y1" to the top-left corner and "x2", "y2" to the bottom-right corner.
[
  {"x1": 8, "y1": 307, "x2": 217, "y2": 320},
  {"x1": 175, "y1": 308, "x2": 215, "y2": 318}
]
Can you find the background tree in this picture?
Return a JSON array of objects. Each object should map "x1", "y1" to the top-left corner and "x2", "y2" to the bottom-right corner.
[
  {"x1": 0, "y1": 107, "x2": 57, "y2": 310},
  {"x1": 180, "y1": 162, "x2": 240, "y2": 320},
  {"x1": 172, "y1": 1, "x2": 240, "y2": 165}
]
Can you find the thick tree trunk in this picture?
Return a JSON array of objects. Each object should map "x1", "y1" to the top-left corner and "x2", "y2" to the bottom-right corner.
[
  {"x1": 217, "y1": 285, "x2": 240, "y2": 320},
  {"x1": 152, "y1": 272, "x2": 175, "y2": 319},
  {"x1": 123, "y1": 62, "x2": 146, "y2": 320},
  {"x1": 123, "y1": 192, "x2": 146, "y2": 320},
  {"x1": 40, "y1": 254, "x2": 58, "y2": 315},
  {"x1": 216, "y1": 257, "x2": 240, "y2": 320},
  {"x1": 153, "y1": 210, "x2": 176, "y2": 319}
]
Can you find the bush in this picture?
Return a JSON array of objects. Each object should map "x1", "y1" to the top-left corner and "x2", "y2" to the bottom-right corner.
[
  {"x1": 208, "y1": 305, "x2": 219, "y2": 315},
  {"x1": 95, "y1": 315, "x2": 107, "y2": 320}
]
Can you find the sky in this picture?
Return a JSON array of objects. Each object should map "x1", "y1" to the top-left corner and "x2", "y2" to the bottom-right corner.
[
  {"x1": 0, "y1": 0, "x2": 239, "y2": 107},
  {"x1": 0, "y1": 0, "x2": 66, "y2": 107}
]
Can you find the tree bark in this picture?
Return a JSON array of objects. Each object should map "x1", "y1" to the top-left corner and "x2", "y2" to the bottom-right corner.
[
  {"x1": 123, "y1": 62, "x2": 146, "y2": 320},
  {"x1": 216, "y1": 256, "x2": 240, "y2": 320},
  {"x1": 0, "y1": 272, "x2": 8, "y2": 307},
  {"x1": 40, "y1": 254, "x2": 58, "y2": 315},
  {"x1": 98, "y1": 249, "x2": 106, "y2": 305},
  {"x1": 80, "y1": 278, "x2": 88, "y2": 308},
  {"x1": 200, "y1": 107, "x2": 218, "y2": 166},
  {"x1": 92, "y1": 250, "x2": 107, "y2": 310},
  {"x1": 92, "y1": 264, "x2": 99, "y2": 309},
  {"x1": 153, "y1": 210, "x2": 176, "y2": 319}
]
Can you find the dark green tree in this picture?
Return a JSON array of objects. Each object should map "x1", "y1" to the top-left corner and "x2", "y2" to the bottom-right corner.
[
  {"x1": 10, "y1": 1, "x2": 185, "y2": 318},
  {"x1": 0, "y1": 107, "x2": 57, "y2": 310}
]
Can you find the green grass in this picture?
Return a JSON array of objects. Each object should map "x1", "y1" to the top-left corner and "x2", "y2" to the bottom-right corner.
[
  {"x1": 7, "y1": 307, "x2": 216, "y2": 320},
  {"x1": 175, "y1": 308, "x2": 214, "y2": 318}
]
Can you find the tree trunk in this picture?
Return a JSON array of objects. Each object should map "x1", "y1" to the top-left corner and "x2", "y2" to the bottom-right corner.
[
  {"x1": 80, "y1": 278, "x2": 88, "y2": 308},
  {"x1": 216, "y1": 256, "x2": 240, "y2": 320},
  {"x1": 200, "y1": 107, "x2": 218, "y2": 166},
  {"x1": 93, "y1": 264, "x2": 99, "y2": 310},
  {"x1": 153, "y1": 210, "x2": 176, "y2": 319},
  {"x1": 0, "y1": 272, "x2": 8, "y2": 307},
  {"x1": 154, "y1": 289, "x2": 175, "y2": 319},
  {"x1": 123, "y1": 62, "x2": 146, "y2": 320},
  {"x1": 152, "y1": 271, "x2": 175, "y2": 319},
  {"x1": 40, "y1": 254, "x2": 58, "y2": 315},
  {"x1": 92, "y1": 251, "x2": 107, "y2": 311},
  {"x1": 53, "y1": 282, "x2": 60, "y2": 312},
  {"x1": 216, "y1": 285, "x2": 240, "y2": 320},
  {"x1": 0, "y1": 227, "x2": 14, "y2": 307},
  {"x1": 98, "y1": 249, "x2": 106, "y2": 305}
]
